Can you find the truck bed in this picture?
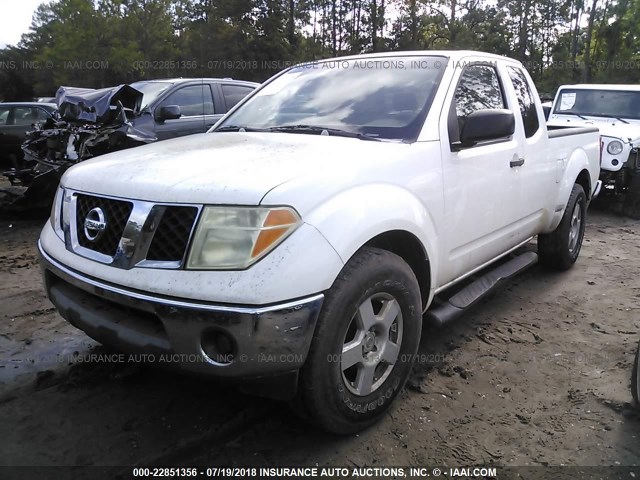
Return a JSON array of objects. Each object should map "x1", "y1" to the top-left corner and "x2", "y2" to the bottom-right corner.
[{"x1": 547, "y1": 125, "x2": 599, "y2": 138}]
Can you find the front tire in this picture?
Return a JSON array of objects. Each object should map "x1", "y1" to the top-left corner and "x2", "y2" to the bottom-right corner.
[
  {"x1": 538, "y1": 183, "x2": 587, "y2": 271},
  {"x1": 296, "y1": 247, "x2": 422, "y2": 435}
]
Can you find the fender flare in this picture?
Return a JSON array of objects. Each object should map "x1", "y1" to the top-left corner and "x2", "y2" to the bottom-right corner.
[
  {"x1": 304, "y1": 183, "x2": 438, "y2": 297},
  {"x1": 547, "y1": 148, "x2": 593, "y2": 232}
]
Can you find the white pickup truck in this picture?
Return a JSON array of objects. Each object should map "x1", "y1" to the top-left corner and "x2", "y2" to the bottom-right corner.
[
  {"x1": 39, "y1": 51, "x2": 601, "y2": 434},
  {"x1": 547, "y1": 84, "x2": 640, "y2": 217}
]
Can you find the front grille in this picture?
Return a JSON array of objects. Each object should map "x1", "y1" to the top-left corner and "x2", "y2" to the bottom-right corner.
[
  {"x1": 146, "y1": 206, "x2": 198, "y2": 262},
  {"x1": 76, "y1": 194, "x2": 133, "y2": 256}
]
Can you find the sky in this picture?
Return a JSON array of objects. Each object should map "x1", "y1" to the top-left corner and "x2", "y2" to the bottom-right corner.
[{"x1": 0, "y1": 0, "x2": 44, "y2": 48}]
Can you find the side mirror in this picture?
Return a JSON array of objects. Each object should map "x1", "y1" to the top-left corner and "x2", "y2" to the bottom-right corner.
[
  {"x1": 156, "y1": 105, "x2": 181, "y2": 121},
  {"x1": 459, "y1": 109, "x2": 515, "y2": 147}
]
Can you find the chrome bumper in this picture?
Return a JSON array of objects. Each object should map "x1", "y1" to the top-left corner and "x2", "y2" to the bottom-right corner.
[{"x1": 38, "y1": 241, "x2": 324, "y2": 378}]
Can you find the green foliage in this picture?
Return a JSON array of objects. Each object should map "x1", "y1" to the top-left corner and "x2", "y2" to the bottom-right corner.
[{"x1": 1, "y1": 0, "x2": 639, "y2": 100}]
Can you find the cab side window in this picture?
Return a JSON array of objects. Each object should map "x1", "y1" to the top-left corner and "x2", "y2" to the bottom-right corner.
[
  {"x1": 160, "y1": 85, "x2": 205, "y2": 117},
  {"x1": 507, "y1": 66, "x2": 539, "y2": 138},
  {"x1": 449, "y1": 65, "x2": 506, "y2": 147},
  {"x1": 454, "y1": 64, "x2": 505, "y2": 129}
]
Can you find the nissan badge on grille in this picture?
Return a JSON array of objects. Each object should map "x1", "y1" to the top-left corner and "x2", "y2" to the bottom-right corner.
[{"x1": 84, "y1": 207, "x2": 107, "y2": 242}]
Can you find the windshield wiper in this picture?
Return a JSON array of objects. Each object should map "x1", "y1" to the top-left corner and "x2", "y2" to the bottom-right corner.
[
  {"x1": 563, "y1": 112, "x2": 631, "y2": 124},
  {"x1": 268, "y1": 124, "x2": 382, "y2": 141},
  {"x1": 214, "y1": 125, "x2": 269, "y2": 132},
  {"x1": 562, "y1": 112, "x2": 589, "y2": 120}
]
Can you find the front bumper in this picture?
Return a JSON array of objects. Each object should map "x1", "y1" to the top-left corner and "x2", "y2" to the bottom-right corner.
[{"x1": 39, "y1": 241, "x2": 324, "y2": 378}]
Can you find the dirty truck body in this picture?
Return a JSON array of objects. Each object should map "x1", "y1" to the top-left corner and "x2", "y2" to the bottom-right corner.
[{"x1": 39, "y1": 51, "x2": 601, "y2": 434}]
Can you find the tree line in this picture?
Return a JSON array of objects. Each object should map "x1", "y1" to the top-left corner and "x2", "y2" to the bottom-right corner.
[{"x1": 1, "y1": 0, "x2": 639, "y2": 101}]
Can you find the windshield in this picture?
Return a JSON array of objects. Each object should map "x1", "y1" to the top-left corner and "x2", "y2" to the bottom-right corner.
[
  {"x1": 553, "y1": 88, "x2": 640, "y2": 120},
  {"x1": 129, "y1": 81, "x2": 173, "y2": 109},
  {"x1": 216, "y1": 56, "x2": 447, "y2": 142}
]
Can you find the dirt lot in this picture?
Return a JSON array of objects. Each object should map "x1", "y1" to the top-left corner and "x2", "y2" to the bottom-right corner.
[{"x1": 0, "y1": 199, "x2": 639, "y2": 474}]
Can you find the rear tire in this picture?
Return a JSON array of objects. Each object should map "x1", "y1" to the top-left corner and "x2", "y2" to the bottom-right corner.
[
  {"x1": 295, "y1": 247, "x2": 422, "y2": 435},
  {"x1": 538, "y1": 183, "x2": 587, "y2": 271},
  {"x1": 633, "y1": 341, "x2": 639, "y2": 405}
]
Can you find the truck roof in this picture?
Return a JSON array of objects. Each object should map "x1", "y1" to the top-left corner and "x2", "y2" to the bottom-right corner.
[
  {"x1": 558, "y1": 84, "x2": 640, "y2": 92},
  {"x1": 309, "y1": 50, "x2": 522, "y2": 65}
]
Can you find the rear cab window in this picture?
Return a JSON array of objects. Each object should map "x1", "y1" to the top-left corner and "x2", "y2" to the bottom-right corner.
[{"x1": 507, "y1": 66, "x2": 539, "y2": 138}]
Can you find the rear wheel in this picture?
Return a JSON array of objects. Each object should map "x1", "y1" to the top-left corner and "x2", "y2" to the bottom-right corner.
[
  {"x1": 295, "y1": 247, "x2": 422, "y2": 435},
  {"x1": 538, "y1": 183, "x2": 586, "y2": 271}
]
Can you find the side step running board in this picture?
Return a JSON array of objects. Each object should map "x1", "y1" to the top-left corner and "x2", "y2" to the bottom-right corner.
[{"x1": 425, "y1": 251, "x2": 538, "y2": 327}]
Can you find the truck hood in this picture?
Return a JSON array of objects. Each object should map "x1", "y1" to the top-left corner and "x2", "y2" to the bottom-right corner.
[
  {"x1": 61, "y1": 132, "x2": 402, "y2": 205},
  {"x1": 548, "y1": 114, "x2": 640, "y2": 144}
]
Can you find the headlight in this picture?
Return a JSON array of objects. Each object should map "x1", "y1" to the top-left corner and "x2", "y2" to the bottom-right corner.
[
  {"x1": 607, "y1": 140, "x2": 624, "y2": 155},
  {"x1": 186, "y1": 206, "x2": 301, "y2": 269},
  {"x1": 50, "y1": 187, "x2": 64, "y2": 239}
]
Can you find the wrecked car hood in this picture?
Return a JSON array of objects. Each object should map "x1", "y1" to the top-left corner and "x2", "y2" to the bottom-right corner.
[
  {"x1": 56, "y1": 84, "x2": 143, "y2": 124},
  {"x1": 3, "y1": 83, "x2": 155, "y2": 212},
  {"x1": 15, "y1": 84, "x2": 154, "y2": 181},
  {"x1": 60, "y1": 132, "x2": 404, "y2": 205}
]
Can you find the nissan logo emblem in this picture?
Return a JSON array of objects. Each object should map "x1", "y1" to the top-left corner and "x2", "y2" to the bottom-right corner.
[{"x1": 84, "y1": 207, "x2": 107, "y2": 242}]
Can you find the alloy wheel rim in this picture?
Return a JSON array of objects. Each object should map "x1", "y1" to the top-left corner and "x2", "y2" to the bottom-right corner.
[
  {"x1": 568, "y1": 202, "x2": 582, "y2": 253},
  {"x1": 341, "y1": 293, "x2": 403, "y2": 396}
]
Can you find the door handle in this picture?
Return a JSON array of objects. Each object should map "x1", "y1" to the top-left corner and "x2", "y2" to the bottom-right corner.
[{"x1": 510, "y1": 158, "x2": 525, "y2": 168}]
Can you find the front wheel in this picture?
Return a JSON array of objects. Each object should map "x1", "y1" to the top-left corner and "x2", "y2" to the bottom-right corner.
[
  {"x1": 538, "y1": 183, "x2": 587, "y2": 271},
  {"x1": 295, "y1": 247, "x2": 422, "y2": 435},
  {"x1": 633, "y1": 341, "x2": 639, "y2": 405}
]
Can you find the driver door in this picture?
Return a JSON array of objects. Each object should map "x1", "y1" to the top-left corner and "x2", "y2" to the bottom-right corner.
[{"x1": 438, "y1": 63, "x2": 524, "y2": 285}]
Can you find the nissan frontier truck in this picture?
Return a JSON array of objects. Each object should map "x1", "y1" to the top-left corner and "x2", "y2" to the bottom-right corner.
[{"x1": 39, "y1": 51, "x2": 601, "y2": 434}]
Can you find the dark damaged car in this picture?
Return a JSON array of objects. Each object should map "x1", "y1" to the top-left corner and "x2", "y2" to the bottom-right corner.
[
  {"x1": 3, "y1": 78, "x2": 258, "y2": 212},
  {"x1": 128, "y1": 78, "x2": 258, "y2": 140},
  {"x1": 0, "y1": 102, "x2": 57, "y2": 168}
]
